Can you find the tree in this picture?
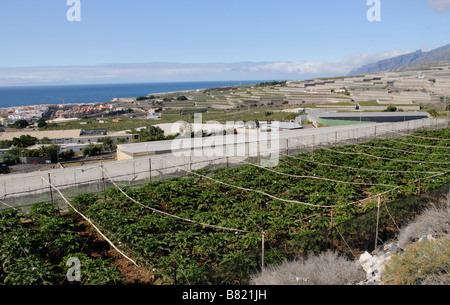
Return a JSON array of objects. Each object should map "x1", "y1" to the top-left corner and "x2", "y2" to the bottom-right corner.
[
  {"x1": 139, "y1": 126, "x2": 165, "y2": 142},
  {"x1": 176, "y1": 96, "x2": 188, "y2": 101},
  {"x1": 10, "y1": 120, "x2": 29, "y2": 129},
  {"x1": 37, "y1": 118, "x2": 47, "y2": 128},
  {"x1": 82, "y1": 143, "x2": 103, "y2": 157},
  {"x1": 11, "y1": 135, "x2": 38, "y2": 148},
  {"x1": 59, "y1": 149, "x2": 75, "y2": 161},
  {"x1": 384, "y1": 105, "x2": 397, "y2": 112},
  {"x1": 98, "y1": 137, "x2": 115, "y2": 152},
  {"x1": 40, "y1": 137, "x2": 52, "y2": 144},
  {"x1": 37, "y1": 145, "x2": 59, "y2": 163},
  {"x1": 0, "y1": 140, "x2": 12, "y2": 149}
]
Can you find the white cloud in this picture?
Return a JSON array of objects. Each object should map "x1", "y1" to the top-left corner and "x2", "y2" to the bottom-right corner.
[
  {"x1": 427, "y1": 0, "x2": 450, "y2": 12},
  {"x1": 0, "y1": 50, "x2": 410, "y2": 86}
]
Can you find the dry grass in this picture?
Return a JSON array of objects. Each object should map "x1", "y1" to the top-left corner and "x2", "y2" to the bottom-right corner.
[
  {"x1": 383, "y1": 194, "x2": 450, "y2": 285},
  {"x1": 250, "y1": 251, "x2": 365, "y2": 285},
  {"x1": 396, "y1": 195, "x2": 450, "y2": 249}
]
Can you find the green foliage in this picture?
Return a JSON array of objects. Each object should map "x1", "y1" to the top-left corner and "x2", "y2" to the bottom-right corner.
[
  {"x1": 11, "y1": 135, "x2": 38, "y2": 148},
  {"x1": 0, "y1": 140, "x2": 12, "y2": 149},
  {"x1": 10, "y1": 120, "x2": 29, "y2": 129},
  {"x1": 0, "y1": 203, "x2": 124, "y2": 285},
  {"x1": 138, "y1": 125, "x2": 166, "y2": 142},
  {"x1": 427, "y1": 109, "x2": 439, "y2": 117},
  {"x1": 59, "y1": 149, "x2": 75, "y2": 161},
  {"x1": 60, "y1": 254, "x2": 123, "y2": 285},
  {"x1": 384, "y1": 105, "x2": 398, "y2": 112},
  {"x1": 176, "y1": 95, "x2": 188, "y2": 101},
  {"x1": 382, "y1": 238, "x2": 450, "y2": 285},
  {"x1": 22, "y1": 144, "x2": 60, "y2": 162},
  {"x1": 256, "y1": 80, "x2": 287, "y2": 87},
  {"x1": 37, "y1": 118, "x2": 47, "y2": 128},
  {"x1": 98, "y1": 137, "x2": 116, "y2": 152},
  {"x1": 136, "y1": 95, "x2": 156, "y2": 101},
  {"x1": 1, "y1": 129, "x2": 449, "y2": 285},
  {"x1": 82, "y1": 143, "x2": 103, "y2": 157}
]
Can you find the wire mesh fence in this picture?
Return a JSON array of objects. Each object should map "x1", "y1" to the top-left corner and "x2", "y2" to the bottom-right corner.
[{"x1": 0, "y1": 117, "x2": 448, "y2": 212}]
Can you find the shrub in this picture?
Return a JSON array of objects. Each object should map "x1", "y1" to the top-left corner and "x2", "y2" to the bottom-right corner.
[
  {"x1": 82, "y1": 144, "x2": 103, "y2": 157},
  {"x1": 396, "y1": 197, "x2": 450, "y2": 249},
  {"x1": 382, "y1": 238, "x2": 450, "y2": 285},
  {"x1": 250, "y1": 251, "x2": 365, "y2": 285}
]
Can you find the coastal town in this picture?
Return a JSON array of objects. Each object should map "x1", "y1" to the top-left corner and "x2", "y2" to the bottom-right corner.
[{"x1": 0, "y1": 62, "x2": 449, "y2": 172}]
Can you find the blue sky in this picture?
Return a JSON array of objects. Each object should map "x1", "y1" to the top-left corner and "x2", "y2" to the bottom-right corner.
[{"x1": 0, "y1": 0, "x2": 449, "y2": 85}]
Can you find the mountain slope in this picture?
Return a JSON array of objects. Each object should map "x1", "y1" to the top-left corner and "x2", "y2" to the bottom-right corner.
[{"x1": 350, "y1": 43, "x2": 450, "y2": 75}]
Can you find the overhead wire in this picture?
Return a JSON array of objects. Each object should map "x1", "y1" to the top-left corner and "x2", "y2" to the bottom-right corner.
[
  {"x1": 315, "y1": 145, "x2": 450, "y2": 165},
  {"x1": 234, "y1": 158, "x2": 398, "y2": 187},
  {"x1": 99, "y1": 167, "x2": 259, "y2": 234},
  {"x1": 393, "y1": 131, "x2": 450, "y2": 141},
  {"x1": 40, "y1": 175, "x2": 139, "y2": 267},
  {"x1": 341, "y1": 141, "x2": 450, "y2": 156},
  {"x1": 285, "y1": 155, "x2": 445, "y2": 174},
  {"x1": 165, "y1": 160, "x2": 412, "y2": 209},
  {"x1": 384, "y1": 138, "x2": 450, "y2": 149}
]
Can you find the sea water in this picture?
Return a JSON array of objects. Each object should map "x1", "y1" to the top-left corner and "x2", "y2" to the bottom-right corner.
[{"x1": 0, "y1": 80, "x2": 261, "y2": 108}]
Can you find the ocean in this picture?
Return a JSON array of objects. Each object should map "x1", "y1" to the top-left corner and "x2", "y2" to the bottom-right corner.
[{"x1": 0, "y1": 80, "x2": 261, "y2": 108}]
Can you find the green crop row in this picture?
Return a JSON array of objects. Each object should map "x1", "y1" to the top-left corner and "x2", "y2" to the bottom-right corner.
[{"x1": 1, "y1": 128, "x2": 449, "y2": 285}]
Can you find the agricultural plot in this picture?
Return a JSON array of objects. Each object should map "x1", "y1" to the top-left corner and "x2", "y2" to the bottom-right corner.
[{"x1": 1, "y1": 128, "x2": 449, "y2": 285}]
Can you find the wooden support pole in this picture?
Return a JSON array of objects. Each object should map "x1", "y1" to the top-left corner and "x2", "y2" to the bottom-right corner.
[
  {"x1": 312, "y1": 135, "x2": 315, "y2": 158},
  {"x1": 330, "y1": 209, "x2": 334, "y2": 251},
  {"x1": 149, "y1": 158, "x2": 152, "y2": 183},
  {"x1": 261, "y1": 232, "x2": 265, "y2": 273},
  {"x1": 173, "y1": 259, "x2": 177, "y2": 285},
  {"x1": 375, "y1": 196, "x2": 381, "y2": 250},
  {"x1": 48, "y1": 173, "x2": 54, "y2": 205},
  {"x1": 418, "y1": 178, "x2": 422, "y2": 198},
  {"x1": 101, "y1": 164, "x2": 106, "y2": 192}
]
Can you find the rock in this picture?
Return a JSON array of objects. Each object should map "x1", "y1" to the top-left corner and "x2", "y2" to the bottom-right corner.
[
  {"x1": 359, "y1": 251, "x2": 372, "y2": 267},
  {"x1": 418, "y1": 234, "x2": 436, "y2": 243},
  {"x1": 295, "y1": 277, "x2": 308, "y2": 283},
  {"x1": 383, "y1": 242, "x2": 400, "y2": 254},
  {"x1": 358, "y1": 245, "x2": 399, "y2": 285}
]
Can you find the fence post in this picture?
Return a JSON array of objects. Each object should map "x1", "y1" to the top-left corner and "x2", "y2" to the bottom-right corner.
[
  {"x1": 100, "y1": 164, "x2": 106, "y2": 192},
  {"x1": 330, "y1": 209, "x2": 334, "y2": 251},
  {"x1": 48, "y1": 173, "x2": 54, "y2": 205},
  {"x1": 148, "y1": 158, "x2": 152, "y2": 183},
  {"x1": 375, "y1": 196, "x2": 381, "y2": 250},
  {"x1": 312, "y1": 135, "x2": 315, "y2": 158},
  {"x1": 173, "y1": 259, "x2": 177, "y2": 285},
  {"x1": 261, "y1": 232, "x2": 265, "y2": 273}
]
